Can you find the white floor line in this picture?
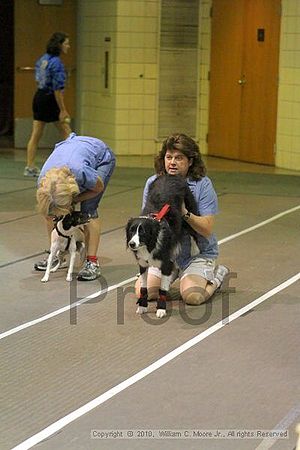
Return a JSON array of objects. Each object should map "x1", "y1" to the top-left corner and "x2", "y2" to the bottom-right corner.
[
  {"x1": 12, "y1": 272, "x2": 300, "y2": 450},
  {"x1": 1, "y1": 203, "x2": 299, "y2": 341},
  {"x1": 0, "y1": 276, "x2": 137, "y2": 341},
  {"x1": 254, "y1": 403, "x2": 300, "y2": 450},
  {"x1": 218, "y1": 204, "x2": 300, "y2": 244}
]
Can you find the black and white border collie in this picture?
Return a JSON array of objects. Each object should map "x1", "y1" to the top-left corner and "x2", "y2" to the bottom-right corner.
[
  {"x1": 126, "y1": 174, "x2": 199, "y2": 318},
  {"x1": 41, "y1": 211, "x2": 90, "y2": 283}
]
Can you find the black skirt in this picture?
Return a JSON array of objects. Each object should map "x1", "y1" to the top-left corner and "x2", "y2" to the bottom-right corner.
[{"x1": 32, "y1": 89, "x2": 60, "y2": 122}]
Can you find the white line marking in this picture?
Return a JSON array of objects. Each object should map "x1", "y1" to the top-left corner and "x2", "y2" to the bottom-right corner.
[
  {"x1": 11, "y1": 272, "x2": 300, "y2": 450},
  {"x1": 1, "y1": 204, "x2": 300, "y2": 341},
  {"x1": 218, "y1": 204, "x2": 300, "y2": 244},
  {"x1": 255, "y1": 403, "x2": 300, "y2": 449},
  {"x1": 0, "y1": 277, "x2": 137, "y2": 340}
]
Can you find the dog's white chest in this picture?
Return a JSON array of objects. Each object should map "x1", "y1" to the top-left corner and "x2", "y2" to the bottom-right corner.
[{"x1": 135, "y1": 247, "x2": 162, "y2": 269}]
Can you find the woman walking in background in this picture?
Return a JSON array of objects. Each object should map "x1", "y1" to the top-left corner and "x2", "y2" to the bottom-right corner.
[{"x1": 24, "y1": 32, "x2": 72, "y2": 177}]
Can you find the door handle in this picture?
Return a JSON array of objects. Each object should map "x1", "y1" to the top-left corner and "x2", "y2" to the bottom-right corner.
[
  {"x1": 17, "y1": 66, "x2": 76, "y2": 75},
  {"x1": 16, "y1": 66, "x2": 35, "y2": 72},
  {"x1": 238, "y1": 78, "x2": 246, "y2": 85}
]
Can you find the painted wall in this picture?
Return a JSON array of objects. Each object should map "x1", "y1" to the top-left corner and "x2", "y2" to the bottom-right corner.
[
  {"x1": 77, "y1": 0, "x2": 117, "y2": 142},
  {"x1": 276, "y1": 0, "x2": 300, "y2": 170},
  {"x1": 197, "y1": 0, "x2": 211, "y2": 155},
  {"x1": 77, "y1": 0, "x2": 300, "y2": 171},
  {"x1": 77, "y1": 0, "x2": 159, "y2": 166}
]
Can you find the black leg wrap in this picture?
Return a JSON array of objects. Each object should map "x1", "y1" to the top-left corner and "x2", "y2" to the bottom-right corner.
[
  {"x1": 140, "y1": 287, "x2": 148, "y2": 297},
  {"x1": 137, "y1": 287, "x2": 148, "y2": 308},
  {"x1": 157, "y1": 298, "x2": 166, "y2": 310},
  {"x1": 136, "y1": 296, "x2": 148, "y2": 308},
  {"x1": 159, "y1": 288, "x2": 167, "y2": 297},
  {"x1": 157, "y1": 289, "x2": 167, "y2": 310}
]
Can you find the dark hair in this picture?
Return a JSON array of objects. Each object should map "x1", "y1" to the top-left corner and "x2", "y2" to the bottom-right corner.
[
  {"x1": 154, "y1": 133, "x2": 206, "y2": 179},
  {"x1": 46, "y1": 32, "x2": 68, "y2": 56}
]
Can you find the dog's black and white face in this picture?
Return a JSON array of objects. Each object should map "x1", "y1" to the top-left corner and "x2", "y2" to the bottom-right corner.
[
  {"x1": 126, "y1": 217, "x2": 160, "y2": 253},
  {"x1": 59, "y1": 212, "x2": 91, "y2": 231},
  {"x1": 126, "y1": 218, "x2": 148, "y2": 251}
]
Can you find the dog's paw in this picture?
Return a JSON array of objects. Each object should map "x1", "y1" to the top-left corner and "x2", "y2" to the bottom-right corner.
[
  {"x1": 66, "y1": 275, "x2": 72, "y2": 282},
  {"x1": 136, "y1": 306, "x2": 148, "y2": 315},
  {"x1": 41, "y1": 276, "x2": 49, "y2": 283},
  {"x1": 156, "y1": 308, "x2": 167, "y2": 319}
]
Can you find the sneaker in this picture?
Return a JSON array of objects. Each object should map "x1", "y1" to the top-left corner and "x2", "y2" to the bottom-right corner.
[
  {"x1": 77, "y1": 260, "x2": 101, "y2": 281},
  {"x1": 214, "y1": 265, "x2": 230, "y2": 291},
  {"x1": 34, "y1": 252, "x2": 68, "y2": 271},
  {"x1": 24, "y1": 166, "x2": 40, "y2": 177}
]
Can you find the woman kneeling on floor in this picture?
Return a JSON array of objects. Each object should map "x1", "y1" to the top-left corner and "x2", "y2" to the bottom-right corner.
[{"x1": 135, "y1": 133, "x2": 229, "y2": 305}]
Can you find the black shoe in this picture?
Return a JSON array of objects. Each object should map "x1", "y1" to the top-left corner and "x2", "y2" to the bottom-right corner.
[{"x1": 34, "y1": 252, "x2": 68, "y2": 271}]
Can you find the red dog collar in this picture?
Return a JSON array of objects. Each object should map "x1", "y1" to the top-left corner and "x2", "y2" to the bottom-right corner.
[{"x1": 150, "y1": 203, "x2": 170, "y2": 221}]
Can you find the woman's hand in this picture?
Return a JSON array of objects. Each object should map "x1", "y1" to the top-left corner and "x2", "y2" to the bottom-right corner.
[
  {"x1": 73, "y1": 177, "x2": 104, "y2": 203},
  {"x1": 59, "y1": 110, "x2": 70, "y2": 123}
]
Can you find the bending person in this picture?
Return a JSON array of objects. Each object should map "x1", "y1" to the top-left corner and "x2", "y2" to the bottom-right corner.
[{"x1": 35, "y1": 133, "x2": 116, "y2": 281}]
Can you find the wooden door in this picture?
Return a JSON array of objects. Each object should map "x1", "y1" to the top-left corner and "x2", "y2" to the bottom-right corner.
[
  {"x1": 208, "y1": 0, "x2": 281, "y2": 165},
  {"x1": 239, "y1": 0, "x2": 281, "y2": 164},
  {"x1": 208, "y1": 0, "x2": 245, "y2": 160},
  {"x1": 14, "y1": 0, "x2": 76, "y2": 136}
]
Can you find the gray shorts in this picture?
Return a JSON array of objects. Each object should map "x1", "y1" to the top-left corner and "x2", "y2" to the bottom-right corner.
[{"x1": 148, "y1": 257, "x2": 216, "y2": 283}]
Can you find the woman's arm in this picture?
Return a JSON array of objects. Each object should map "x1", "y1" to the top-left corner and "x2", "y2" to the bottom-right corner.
[
  {"x1": 182, "y1": 177, "x2": 218, "y2": 238},
  {"x1": 54, "y1": 89, "x2": 70, "y2": 122},
  {"x1": 51, "y1": 57, "x2": 69, "y2": 121},
  {"x1": 182, "y1": 206, "x2": 215, "y2": 238},
  {"x1": 74, "y1": 177, "x2": 104, "y2": 203}
]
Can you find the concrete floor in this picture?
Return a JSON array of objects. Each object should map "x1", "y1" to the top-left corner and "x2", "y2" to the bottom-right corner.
[{"x1": 0, "y1": 145, "x2": 300, "y2": 450}]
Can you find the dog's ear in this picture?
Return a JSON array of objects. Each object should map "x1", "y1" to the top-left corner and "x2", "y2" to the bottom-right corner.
[
  {"x1": 62, "y1": 214, "x2": 73, "y2": 230},
  {"x1": 126, "y1": 217, "x2": 135, "y2": 230},
  {"x1": 125, "y1": 218, "x2": 136, "y2": 244}
]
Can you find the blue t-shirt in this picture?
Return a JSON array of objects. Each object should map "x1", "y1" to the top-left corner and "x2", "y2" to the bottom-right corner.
[
  {"x1": 35, "y1": 53, "x2": 66, "y2": 92},
  {"x1": 38, "y1": 133, "x2": 115, "y2": 192},
  {"x1": 142, "y1": 175, "x2": 219, "y2": 268}
]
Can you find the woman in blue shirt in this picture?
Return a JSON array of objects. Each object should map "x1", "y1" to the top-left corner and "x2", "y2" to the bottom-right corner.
[
  {"x1": 35, "y1": 133, "x2": 116, "y2": 281},
  {"x1": 24, "y1": 32, "x2": 72, "y2": 177},
  {"x1": 136, "y1": 133, "x2": 229, "y2": 305}
]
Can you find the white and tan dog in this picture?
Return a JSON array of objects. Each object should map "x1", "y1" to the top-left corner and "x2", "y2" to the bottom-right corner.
[{"x1": 41, "y1": 212, "x2": 90, "y2": 283}]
